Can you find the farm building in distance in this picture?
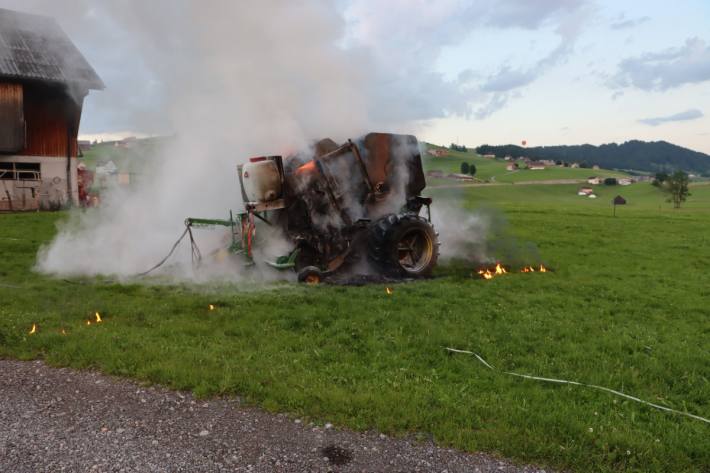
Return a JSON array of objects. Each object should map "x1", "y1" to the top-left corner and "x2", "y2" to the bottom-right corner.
[{"x1": 0, "y1": 8, "x2": 103, "y2": 210}]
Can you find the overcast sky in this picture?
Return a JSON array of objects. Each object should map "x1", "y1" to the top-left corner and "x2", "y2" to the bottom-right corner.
[{"x1": 5, "y1": 0, "x2": 709, "y2": 153}]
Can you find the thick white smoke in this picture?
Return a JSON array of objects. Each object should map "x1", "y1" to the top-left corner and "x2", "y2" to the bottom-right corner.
[
  {"x1": 4, "y1": 0, "x2": 492, "y2": 280},
  {"x1": 24, "y1": 1, "x2": 375, "y2": 279}
]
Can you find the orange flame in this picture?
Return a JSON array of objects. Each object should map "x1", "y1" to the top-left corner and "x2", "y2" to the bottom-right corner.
[
  {"x1": 521, "y1": 266, "x2": 535, "y2": 273},
  {"x1": 295, "y1": 160, "x2": 316, "y2": 176},
  {"x1": 29, "y1": 323, "x2": 37, "y2": 335},
  {"x1": 478, "y1": 269, "x2": 494, "y2": 280},
  {"x1": 385, "y1": 287, "x2": 393, "y2": 295},
  {"x1": 495, "y1": 263, "x2": 507, "y2": 275},
  {"x1": 60, "y1": 328, "x2": 67, "y2": 336},
  {"x1": 95, "y1": 312, "x2": 102, "y2": 323},
  {"x1": 539, "y1": 264, "x2": 547, "y2": 272},
  {"x1": 86, "y1": 320, "x2": 92, "y2": 326},
  {"x1": 208, "y1": 304, "x2": 216, "y2": 311}
]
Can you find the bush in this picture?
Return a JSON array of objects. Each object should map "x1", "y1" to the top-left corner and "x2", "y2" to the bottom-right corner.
[
  {"x1": 604, "y1": 178, "x2": 618, "y2": 185},
  {"x1": 460, "y1": 162, "x2": 470, "y2": 174},
  {"x1": 469, "y1": 163, "x2": 477, "y2": 176}
]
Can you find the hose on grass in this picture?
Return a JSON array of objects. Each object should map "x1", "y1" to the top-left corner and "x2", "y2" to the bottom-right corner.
[
  {"x1": 445, "y1": 347, "x2": 710, "y2": 425},
  {"x1": 137, "y1": 225, "x2": 202, "y2": 277}
]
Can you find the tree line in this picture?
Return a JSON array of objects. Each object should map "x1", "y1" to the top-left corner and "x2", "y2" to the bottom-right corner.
[{"x1": 476, "y1": 141, "x2": 710, "y2": 175}]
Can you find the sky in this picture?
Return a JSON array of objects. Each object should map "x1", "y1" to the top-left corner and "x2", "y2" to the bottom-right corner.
[{"x1": 4, "y1": 0, "x2": 709, "y2": 153}]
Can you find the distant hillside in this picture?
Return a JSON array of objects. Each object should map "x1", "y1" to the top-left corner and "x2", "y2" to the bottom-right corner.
[{"x1": 476, "y1": 141, "x2": 710, "y2": 175}]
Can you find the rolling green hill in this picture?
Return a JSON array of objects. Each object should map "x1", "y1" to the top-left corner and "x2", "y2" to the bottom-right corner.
[
  {"x1": 422, "y1": 144, "x2": 629, "y2": 185},
  {"x1": 476, "y1": 141, "x2": 710, "y2": 175}
]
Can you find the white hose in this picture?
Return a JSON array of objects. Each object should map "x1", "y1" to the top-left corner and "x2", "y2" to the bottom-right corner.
[{"x1": 445, "y1": 347, "x2": 710, "y2": 425}]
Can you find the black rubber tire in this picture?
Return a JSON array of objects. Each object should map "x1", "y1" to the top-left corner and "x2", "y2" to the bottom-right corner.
[
  {"x1": 297, "y1": 266, "x2": 323, "y2": 285},
  {"x1": 368, "y1": 213, "x2": 439, "y2": 278}
]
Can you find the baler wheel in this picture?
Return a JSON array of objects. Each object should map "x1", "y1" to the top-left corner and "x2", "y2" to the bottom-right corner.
[
  {"x1": 369, "y1": 214, "x2": 439, "y2": 277},
  {"x1": 298, "y1": 266, "x2": 323, "y2": 285}
]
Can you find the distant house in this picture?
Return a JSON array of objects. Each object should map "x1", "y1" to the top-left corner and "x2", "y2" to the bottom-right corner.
[
  {"x1": 426, "y1": 170, "x2": 444, "y2": 178},
  {"x1": 578, "y1": 187, "x2": 594, "y2": 196},
  {"x1": 482, "y1": 154, "x2": 496, "y2": 159},
  {"x1": 78, "y1": 140, "x2": 93, "y2": 152},
  {"x1": 528, "y1": 161, "x2": 546, "y2": 170},
  {"x1": 540, "y1": 159, "x2": 556, "y2": 166},
  {"x1": 506, "y1": 163, "x2": 516, "y2": 171},
  {"x1": 114, "y1": 136, "x2": 137, "y2": 149},
  {"x1": 503, "y1": 155, "x2": 512, "y2": 161},
  {"x1": 618, "y1": 178, "x2": 633, "y2": 186},
  {"x1": 570, "y1": 163, "x2": 580, "y2": 169},
  {"x1": 587, "y1": 176, "x2": 601, "y2": 185},
  {"x1": 592, "y1": 165, "x2": 600, "y2": 170},
  {"x1": 427, "y1": 149, "x2": 448, "y2": 157}
]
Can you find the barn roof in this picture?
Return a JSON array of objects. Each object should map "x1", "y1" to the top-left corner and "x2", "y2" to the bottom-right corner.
[{"x1": 0, "y1": 8, "x2": 104, "y2": 90}]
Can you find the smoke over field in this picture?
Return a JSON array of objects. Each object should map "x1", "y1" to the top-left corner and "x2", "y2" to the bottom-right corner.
[{"x1": 5, "y1": 0, "x2": 490, "y2": 280}]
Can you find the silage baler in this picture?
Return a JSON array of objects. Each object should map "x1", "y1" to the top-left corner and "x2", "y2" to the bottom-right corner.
[{"x1": 186, "y1": 133, "x2": 439, "y2": 283}]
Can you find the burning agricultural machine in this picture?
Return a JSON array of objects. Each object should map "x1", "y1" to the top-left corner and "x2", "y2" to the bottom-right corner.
[{"x1": 186, "y1": 133, "x2": 439, "y2": 283}]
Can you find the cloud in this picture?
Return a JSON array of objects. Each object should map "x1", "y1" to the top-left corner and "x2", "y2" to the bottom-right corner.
[
  {"x1": 610, "y1": 13, "x2": 650, "y2": 30},
  {"x1": 609, "y1": 37, "x2": 710, "y2": 91},
  {"x1": 6, "y1": 0, "x2": 593, "y2": 133},
  {"x1": 343, "y1": 0, "x2": 592, "y2": 121},
  {"x1": 638, "y1": 109, "x2": 704, "y2": 126},
  {"x1": 480, "y1": 67, "x2": 537, "y2": 93}
]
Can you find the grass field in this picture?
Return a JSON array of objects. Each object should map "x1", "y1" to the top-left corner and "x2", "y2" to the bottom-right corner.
[
  {"x1": 423, "y1": 145, "x2": 630, "y2": 184},
  {"x1": 1, "y1": 182, "x2": 708, "y2": 472}
]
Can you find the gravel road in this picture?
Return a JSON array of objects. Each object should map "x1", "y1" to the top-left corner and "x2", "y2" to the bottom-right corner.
[{"x1": 0, "y1": 359, "x2": 549, "y2": 473}]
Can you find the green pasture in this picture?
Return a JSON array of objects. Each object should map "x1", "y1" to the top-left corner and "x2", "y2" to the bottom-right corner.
[
  {"x1": 423, "y1": 145, "x2": 629, "y2": 183},
  {"x1": 0, "y1": 182, "x2": 708, "y2": 472}
]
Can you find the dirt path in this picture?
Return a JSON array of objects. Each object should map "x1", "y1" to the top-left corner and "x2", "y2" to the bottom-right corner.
[{"x1": 0, "y1": 359, "x2": 549, "y2": 473}]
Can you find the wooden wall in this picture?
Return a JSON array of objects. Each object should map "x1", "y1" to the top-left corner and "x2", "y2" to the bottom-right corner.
[
  {"x1": 0, "y1": 83, "x2": 25, "y2": 153},
  {"x1": 0, "y1": 81, "x2": 84, "y2": 158},
  {"x1": 22, "y1": 82, "x2": 84, "y2": 158}
]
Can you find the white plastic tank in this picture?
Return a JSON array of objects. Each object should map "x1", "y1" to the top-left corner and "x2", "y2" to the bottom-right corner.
[{"x1": 240, "y1": 157, "x2": 282, "y2": 203}]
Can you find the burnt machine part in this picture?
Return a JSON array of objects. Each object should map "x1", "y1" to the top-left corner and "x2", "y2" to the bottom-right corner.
[
  {"x1": 283, "y1": 133, "x2": 438, "y2": 279},
  {"x1": 238, "y1": 155, "x2": 285, "y2": 210}
]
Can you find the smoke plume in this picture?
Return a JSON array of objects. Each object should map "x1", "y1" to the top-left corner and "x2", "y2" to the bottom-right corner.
[{"x1": 4, "y1": 0, "x2": 493, "y2": 281}]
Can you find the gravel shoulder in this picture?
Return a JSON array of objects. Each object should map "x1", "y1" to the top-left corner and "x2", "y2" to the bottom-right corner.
[{"x1": 0, "y1": 359, "x2": 549, "y2": 473}]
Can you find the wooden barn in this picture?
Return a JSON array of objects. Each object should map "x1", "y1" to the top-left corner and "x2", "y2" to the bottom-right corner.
[{"x1": 0, "y1": 8, "x2": 103, "y2": 210}]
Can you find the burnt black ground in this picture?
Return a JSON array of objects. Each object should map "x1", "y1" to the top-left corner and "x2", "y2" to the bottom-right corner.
[{"x1": 0, "y1": 359, "x2": 551, "y2": 473}]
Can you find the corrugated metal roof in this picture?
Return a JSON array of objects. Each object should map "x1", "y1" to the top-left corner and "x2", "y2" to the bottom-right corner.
[{"x1": 0, "y1": 8, "x2": 104, "y2": 90}]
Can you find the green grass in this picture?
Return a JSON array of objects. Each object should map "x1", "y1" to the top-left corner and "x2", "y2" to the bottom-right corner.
[
  {"x1": 79, "y1": 138, "x2": 166, "y2": 173},
  {"x1": 1, "y1": 183, "x2": 708, "y2": 472},
  {"x1": 423, "y1": 145, "x2": 629, "y2": 183}
]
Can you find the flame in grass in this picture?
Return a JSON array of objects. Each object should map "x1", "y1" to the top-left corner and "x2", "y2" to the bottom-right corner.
[
  {"x1": 478, "y1": 269, "x2": 494, "y2": 280},
  {"x1": 208, "y1": 304, "x2": 216, "y2": 311},
  {"x1": 95, "y1": 312, "x2": 102, "y2": 323},
  {"x1": 29, "y1": 323, "x2": 37, "y2": 335},
  {"x1": 60, "y1": 328, "x2": 67, "y2": 336},
  {"x1": 477, "y1": 262, "x2": 505, "y2": 280},
  {"x1": 86, "y1": 319, "x2": 92, "y2": 326},
  {"x1": 385, "y1": 287, "x2": 393, "y2": 295},
  {"x1": 477, "y1": 263, "x2": 551, "y2": 279}
]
